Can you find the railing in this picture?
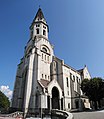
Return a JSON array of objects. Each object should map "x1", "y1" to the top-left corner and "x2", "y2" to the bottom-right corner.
[
  {"x1": 3, "y1": 109, "x2": 73, "y2": 119},
  {"x1": 6, "y1": 111, "x2": 23, "y2": 118}
]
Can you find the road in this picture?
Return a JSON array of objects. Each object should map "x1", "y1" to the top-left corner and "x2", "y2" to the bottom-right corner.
[
  {"x1": 73, "y1": 110, "x2": 104, "y2": 119},
  {"x1": 1, "y1": 111, "x2": 104, "y2": 119}
]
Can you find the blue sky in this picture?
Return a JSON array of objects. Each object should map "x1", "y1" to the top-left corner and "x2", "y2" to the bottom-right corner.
[{"x1": 0, "y1": 0, "x2": 104, "y2": 97}]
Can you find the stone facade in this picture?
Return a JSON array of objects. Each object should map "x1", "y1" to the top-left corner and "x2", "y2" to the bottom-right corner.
[{"x1": 11, "y1": 8, "x2": 91, "y2": 116}]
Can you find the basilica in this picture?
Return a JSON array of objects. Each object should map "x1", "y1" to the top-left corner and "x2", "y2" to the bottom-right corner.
[{"x1": 11, "y1": 8, "x2": 91, "y2": 116}]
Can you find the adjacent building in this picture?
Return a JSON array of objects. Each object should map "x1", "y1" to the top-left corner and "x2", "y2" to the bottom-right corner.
[{"x1": 11, "y1": 8, "x2": 91, "y2": 116}]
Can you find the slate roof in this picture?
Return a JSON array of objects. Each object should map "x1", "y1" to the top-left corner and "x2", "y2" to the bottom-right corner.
[
  {"x1": 38, "y1": 79, "x2": 50, "y2": 88},
  {"x1": 34, "y1": 8, "x2": 46, "y2": 21},
  {"x1": 77, "y1": 69, "x2": 83, "y2": 73}
]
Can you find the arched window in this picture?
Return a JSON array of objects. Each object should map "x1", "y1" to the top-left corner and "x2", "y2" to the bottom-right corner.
[
  {"x1": 42, "y1": 74, "x2": 43, "y2": 78},
  {"x1": 45, "y1": 75, "x2": 47, "y2": 79},
  {"x1": 47, "y1": 56, "x2": 49, "y2": 61},
  {"x1": 36, "y1": 28, "x2": 39, "y2": 34},
  {"x1": 41, "y1": 45, "x2": 50, "y2": 54},
  {"x1": 42, "y1": 47, "x2": 47, "y2": 53},
  {"x1": 67, "y1": 91, "x2": 69, "y2": 95},
  {"x1": 70, "y1": 73, "x2": 72, "y2": 80},
  {"x1": 42, "y1": 53, "x2": 43, "y2": 59},
  {"x1": 76, "y1": 76, "x2": 78, "y2": 83},
  {"x1": 66, "y1": 77, "x2": 69, "y2": 87},
  {"x1": 68, "y1": 103, "x2": 70, "y2": 108},
  {"x1": 73, "y1": 75, "x2": 75, "y2": 82},
  {"x1": 43, "y1": 29, "x2": 46, "y2": 36},
  {"x1": 36, "y1": 24, "x2": 40, "y2": 27},
  {"x1": 45, "y1": 55, "x2": 46, "y2": 60}
]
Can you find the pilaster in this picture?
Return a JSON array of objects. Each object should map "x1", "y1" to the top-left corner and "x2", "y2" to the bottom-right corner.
[{"x1": 23, "y1": 53, "x2": 35, "y2": 115}]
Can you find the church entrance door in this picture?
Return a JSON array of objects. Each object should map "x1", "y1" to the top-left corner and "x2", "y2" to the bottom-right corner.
[{"x1": 52, "y1": 87, "x2": 60, "y2": 109}]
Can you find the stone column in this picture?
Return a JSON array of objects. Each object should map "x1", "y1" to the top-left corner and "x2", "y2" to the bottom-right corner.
[
  {"x1": 50, "y1": 95, "x2": 52, "y2": 110},
  {"x1": 59, "y1": 98, "x2": 61, "y2": 110}
]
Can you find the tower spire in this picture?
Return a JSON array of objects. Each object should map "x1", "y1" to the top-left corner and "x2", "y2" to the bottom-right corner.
[
  {"x1": 34, "y1": 8, "x2": 46, "y2": 23},
  {"x1": 30, "y1": 8, "x2": 49, "y2": 40}
]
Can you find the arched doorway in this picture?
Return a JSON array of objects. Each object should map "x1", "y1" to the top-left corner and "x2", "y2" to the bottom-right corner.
[
  {"x1": 52, "y1": 87, "x2": 60, "y2": 109},
  {"x1": 75, "y1": 100, "x2": 79, "y2": 109}
]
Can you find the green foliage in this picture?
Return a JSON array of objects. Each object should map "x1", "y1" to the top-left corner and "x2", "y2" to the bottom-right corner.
[
  {"x1": 0, "y1": 91, "x2": 10, "y2": 112},
  {"x1": 81, "y1": 77, "x2": 104, "y2": 109},
  {"x1": 81, "y1": 77, "x2": 104, "y2": 102}
]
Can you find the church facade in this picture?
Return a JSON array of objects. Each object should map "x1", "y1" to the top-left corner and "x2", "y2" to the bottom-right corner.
[{"x1": 11, "y1": 8, "x2": 91, "y2": 116}]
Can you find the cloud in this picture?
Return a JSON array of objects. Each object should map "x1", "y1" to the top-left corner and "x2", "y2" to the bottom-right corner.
[{"x1": 0, "y1": 85, "x2": 13, "y2": 100}]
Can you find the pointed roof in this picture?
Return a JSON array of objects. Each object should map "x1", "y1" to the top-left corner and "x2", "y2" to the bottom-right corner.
[
  {"x1": 34, "y1": 8, "x2": 46, "y2": 21},
  {"x1": 30, "y1": 8, "x2": 48, "y2": 30},
  {"x1": 38, "y1": 79, "x2": 50, "y2": 88}
]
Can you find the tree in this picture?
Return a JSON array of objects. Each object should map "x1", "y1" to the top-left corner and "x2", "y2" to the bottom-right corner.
[
  {"x1": 0, "y1": 91, "x2": 10, "y2": 113},
  {"x1": 81, "y1": 77, "x2": 104, "y2": 109}
]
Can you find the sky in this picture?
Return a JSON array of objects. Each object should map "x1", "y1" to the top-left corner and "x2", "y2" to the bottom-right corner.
[{"x1": 0, "y1": 0, "x2": 104, "y2": 99}]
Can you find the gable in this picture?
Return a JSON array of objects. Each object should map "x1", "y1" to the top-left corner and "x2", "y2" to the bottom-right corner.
[{"x1": 47, "y1": 79, "x2": 63, "y2": 99}]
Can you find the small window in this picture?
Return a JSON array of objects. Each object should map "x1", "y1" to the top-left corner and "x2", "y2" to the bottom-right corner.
[
  {"x1": 76, "y1": 76, "x2": 78, "y2": 83},
  {"x1": 45, "y1": 55, "x2": 46, "y2": 60},
  {"x1": 42, "y1": 54, "x2": 43, "y2": 59},
  {"x1": 67, "y1": 91, "x2": 69, "y2": 95},
  {"x1": 73, "y1": 76, "x2": 75, "y2": 82},
  {"x1": 42, "y1": 74, "x2": 43, "y2": 78},
  {"x1": 36, "y1": 24, "x2": 40, "y2": 27},
  {"x1": 45, "y1": 75, "x2": 47, "y2": 79},
  {"x1": 43, "y1": 30, "x2": 46, "y2": 36},
  {"x1": 68, "y1": 103, "x2": 70, "y2": 108},
  {"x1": 48, "y1": 76, "x2": 49, "y2": 80},
  {"x1": 36, "y1": 28, "x2": 39, "y2": 34},
  {"x1": 43, "y1": 26, "x2": 46, "y2": 29},
  {"x1": 47, "y1": 56, "x2": 49, "y2": 61},
  {"x1": 70, "y1": 73, "x2": 72, "y2": 80},
  {"x1": 66, "y1": 77, "x2": 69, "y2": 87}
]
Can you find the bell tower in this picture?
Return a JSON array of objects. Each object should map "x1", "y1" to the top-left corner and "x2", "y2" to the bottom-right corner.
[{"x1": 30, "y1": 8, "x2": 49, "y2": 40}]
